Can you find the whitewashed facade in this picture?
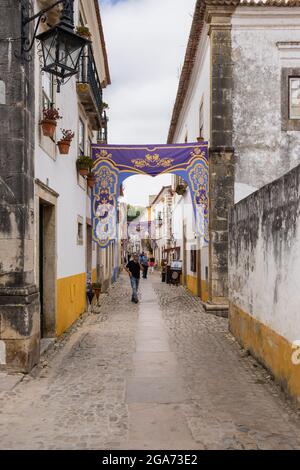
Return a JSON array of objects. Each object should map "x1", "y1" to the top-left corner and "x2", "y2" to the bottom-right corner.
[{"x1": 34, "y1": 0, "x2": 113, "y2": 337}]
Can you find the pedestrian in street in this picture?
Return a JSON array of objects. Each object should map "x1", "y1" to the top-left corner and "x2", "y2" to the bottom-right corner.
[
  {"x1": 125, "y1": 253, "x2": 144, "y2": 303},
  {"x1": 149, "y1": 256, "x2": 155, "y2": 273},
  {"x1": 140, "y1": 252, "x2": 149, "y2": 279}
]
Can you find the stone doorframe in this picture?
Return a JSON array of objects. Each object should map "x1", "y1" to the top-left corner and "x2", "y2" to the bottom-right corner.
[{"x1": 35, "y1": 179, "x2": 59, "y2": 338}]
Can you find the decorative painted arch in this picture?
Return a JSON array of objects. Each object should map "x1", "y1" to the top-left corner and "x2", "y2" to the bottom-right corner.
[{"x1": 91, "y1": 143, "x2": 209, "y2": 249}]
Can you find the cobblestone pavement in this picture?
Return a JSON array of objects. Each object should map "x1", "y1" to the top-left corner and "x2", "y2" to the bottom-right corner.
[{"x1": 0, "y1": 273, "x2": 300, "y2": 449}]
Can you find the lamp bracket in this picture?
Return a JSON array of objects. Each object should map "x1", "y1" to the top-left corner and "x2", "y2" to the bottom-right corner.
[{"x1": 16, "y1": 0, "x2": 68, "y2": 61}]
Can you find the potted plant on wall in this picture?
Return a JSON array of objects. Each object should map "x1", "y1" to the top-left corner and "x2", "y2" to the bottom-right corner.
[
  {"x1": 57, "y1": 129, "x2": 75, "y2": 155},
  {"x1": 75, "y1": 26, "x2": 91, "y2": 40},
  {"x1": 76, "y1": 155, "x2": 93, "y2": 177},
  {"x1": 87, "y1": 172, "x2": 95, "y2": 188},
  {"x1": 91, "y1": 282, "x2": 101, "y2": 300},
  {"x1": 40, "y1": 107, "x2": 62, "y2": 138},
  {"x1": 175, "y1": 183, "x2": 187, "y2": 196}
]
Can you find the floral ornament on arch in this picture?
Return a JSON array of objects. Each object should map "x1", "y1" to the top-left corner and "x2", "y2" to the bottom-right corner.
[
  {"x1": 190, "y1": 164, "x2": 208, "y2": 188},
  {"x1": 95, "y1": 149, "x2": 113, "y2": 160},
  {"x1": 97, "y1": 167, "x2": 115, "y2": 188},
  {"x1": 190, "y1": 147, "x2": 206, "y2": 160},
  {"x1": 188, "y1": 160, "x2": 209, "y2": 242},
  {"x1": 95, "y1": 204, "x2": 117, "y2": 243},
  {"x1": 131, "y1": 153, "x2": 174, "y2": 169}
]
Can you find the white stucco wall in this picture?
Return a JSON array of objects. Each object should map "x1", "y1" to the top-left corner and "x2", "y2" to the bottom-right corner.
[
  {"x1": 173, "y1": 31, "x2": 210, "y2": 143},
  {"x1": 229, "y1": 164, "x2": 300, "y2": 345},
  {"x1": 232, "y1": 7, "x2": 300, "y2": 196},
  {"x1": 171, "y1": 28, "x2": 210, "y2": 283},
  {"x1": 34, "y1": 0, "x2": 107, "y2": 280}
]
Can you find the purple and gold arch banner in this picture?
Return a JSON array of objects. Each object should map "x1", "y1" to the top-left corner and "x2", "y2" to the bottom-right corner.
[{"x1": 91, "y1": 143, "x2": 209, "y2": 249}]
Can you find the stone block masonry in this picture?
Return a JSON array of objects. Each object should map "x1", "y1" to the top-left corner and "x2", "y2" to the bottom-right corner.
[
  {"x1": 206, "y1": 6, "x2": 235, "y2": 308},
  {"x1": 0, "y1": 1, "x2": 40, "y2": 372},
  {"x1": 229, "y1": 163, "x2": 300, "y2": 401}
]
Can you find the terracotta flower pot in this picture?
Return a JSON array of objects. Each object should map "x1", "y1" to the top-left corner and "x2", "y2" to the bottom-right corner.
[
  {"x1": 80, "y1": 32, "x2": 91, "y2": 40},
  {"x1": 57, "y1": 139, "x2": 71, "y2": 155},
  {"x1": 41, "y1": 119, "x2": 57, "y2": 138},
  {"x1": 87, "y1": 176, "x2": 95, "y2": 188},
  {"x1": 77, "y1": 166, "x2": 89, "y2": 177},
  {"x1": 93, "y1": 287, "x2": 101, "y2": 300}
]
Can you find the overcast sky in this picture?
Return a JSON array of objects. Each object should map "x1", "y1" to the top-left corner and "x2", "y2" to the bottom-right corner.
[{"x1": 100, "y1": 0, "x2": 195, "y2": 206}]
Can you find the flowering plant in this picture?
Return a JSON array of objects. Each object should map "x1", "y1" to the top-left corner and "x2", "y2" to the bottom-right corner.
[
  {"x1": 75, "y1": 26, "x2": 91, "y2": 37},
  {"x1": 61, "y1": 129, "x2": 75, "y2": 141},
  {"x1": 42, "y1": 107, "x2": 62, "y2": 121}
]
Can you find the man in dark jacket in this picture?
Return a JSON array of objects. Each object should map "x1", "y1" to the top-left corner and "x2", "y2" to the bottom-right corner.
[{"x1": 125, "y1": 253, "x2": 144, "y2": 303}]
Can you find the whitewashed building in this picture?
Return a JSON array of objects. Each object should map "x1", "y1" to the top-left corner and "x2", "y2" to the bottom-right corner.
[
  {"x1": 148, "y1": 186, "x2": 172, "y2": 267},
  {"x1": 168, "y1": 0, "x2": 300, "y2": 309},
  {"x1": 0, "y1": 0, "x2": 113, "y2": 371},
  {"x1": 34, "y1": 0, "x2": 113, "y2": 338}
]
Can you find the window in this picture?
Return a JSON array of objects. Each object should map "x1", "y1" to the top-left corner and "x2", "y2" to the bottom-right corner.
[
  {"x1": 281, "y1": 68, "x2": 300, "y2": 131},
  {"x1": 0, "y1": 80, "x2": 5, "y2": 104},
  {"x1": 290, "y1": 78, "x2": 300, "y2": 119},
  {"x1": 77, "y1": 216, "x2": 83, "y2": 245},
  {"x1": 190, "y1": 246, "x2": 197, "y2": 273},
  {"x1": 42, "y1": 72, "x2": 54, "y2": 109},
  {"x1": 78, "y1": 118, "x2": 85, "y2": 155},
  {"x1": 199, "y1": 97, "x2": 204, "y2": 138}
]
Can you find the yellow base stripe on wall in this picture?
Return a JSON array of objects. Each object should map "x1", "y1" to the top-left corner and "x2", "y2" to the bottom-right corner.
[
  {"x1": 201, "y1": 280, "x2": 208, "y2": 302},
  {"x1": 92, "y1": 268, "x2": 97, "y2": 283},
  {"x1": 229, "y1": 302, "x2": 300, "y2": 400},
  {"x1": 56, "y1": 273, "x2": 87, "y2": 336},
  {"x1": 186, "y1": 274, "x2": 198, "y2": 296}
]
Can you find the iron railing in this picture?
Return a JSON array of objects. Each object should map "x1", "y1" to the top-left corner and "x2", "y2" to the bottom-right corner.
[
  {"x1": 77, "y1": 44, "x2": 103, "y2": 113},
  {"x1": 97, "y1": 110, "x2": 108, "y2": 143}
]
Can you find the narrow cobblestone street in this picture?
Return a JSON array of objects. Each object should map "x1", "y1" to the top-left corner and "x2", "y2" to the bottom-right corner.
[{"x1": 1, "y1": 273, "x2": 300, "y2": 450}]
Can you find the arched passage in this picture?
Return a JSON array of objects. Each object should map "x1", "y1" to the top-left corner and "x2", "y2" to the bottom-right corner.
[{"x1": 91, "y1": 143, "x2": 209, "y2": 250}]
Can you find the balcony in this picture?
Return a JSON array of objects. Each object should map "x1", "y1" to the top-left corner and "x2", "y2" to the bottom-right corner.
[{"x1": 77, "y1": 45, "x2": 103, "y2": 130}]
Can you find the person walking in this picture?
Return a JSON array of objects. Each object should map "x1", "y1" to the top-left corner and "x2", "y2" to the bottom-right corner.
[
  {"x1": 140, "y1": 252, "x2": 149, "y2": 279},
  {"x1": 125, "y1": 253, "x2": 144, "y2": 303},
  {"x1": 149, "y1": 256, "x2": 155, "y2": 273}
]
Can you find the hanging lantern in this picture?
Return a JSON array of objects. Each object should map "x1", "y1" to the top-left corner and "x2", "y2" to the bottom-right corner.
[{"x1": 36, "y1": 24, "x2": 87, "y2": 80}]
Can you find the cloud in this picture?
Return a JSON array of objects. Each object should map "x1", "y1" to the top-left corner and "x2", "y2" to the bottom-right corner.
[{"x1": 100, "y1": 0, "x2": 195, "y2": 205}]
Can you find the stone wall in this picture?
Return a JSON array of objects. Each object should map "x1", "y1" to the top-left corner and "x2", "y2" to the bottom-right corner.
[
  {"x1": 0, "y1": 1, "x2": 39, "y2": 371},
  {"x1": 229, "y1": 163, "x2": 300, "y2": 400}
]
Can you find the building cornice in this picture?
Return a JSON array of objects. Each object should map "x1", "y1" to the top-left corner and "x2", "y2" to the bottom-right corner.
[{"x1": 94, "y1": 0, "x2": 111, "y2": 86}]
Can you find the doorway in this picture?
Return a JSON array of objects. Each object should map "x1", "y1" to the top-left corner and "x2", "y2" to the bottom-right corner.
[
  {"x1": 86, "y1": 223, "x2": 92, "y2": 280},
  {"x1": 39, "y1": 200, "x2": 56, "y2": 338}
]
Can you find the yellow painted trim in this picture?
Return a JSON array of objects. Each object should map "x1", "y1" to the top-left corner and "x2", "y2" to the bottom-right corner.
[
  {"x1": 186, "y1": 274, "x2": 198, "y2": 296},
  {"x1": 56, "y1": 273, "x2": 87, "y2": 336},
  {"x1": 201, "y1": 280, "x2": 209, "y2": 302},
  {"x1": 229, "y1": 302, "x2": 300, "y2": 400},
  {"x1": 92, "y1": 268, "x2": 97, "y2": 283}
]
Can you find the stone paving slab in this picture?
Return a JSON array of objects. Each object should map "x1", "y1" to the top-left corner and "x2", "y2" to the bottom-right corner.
[
  {"x1": 126, "y1": 377, "x2": 187, "y2": 404},
  {"x1": 125, "y1": 403, "x2": 201, "y2": 450},
  {"x1": 132, "y1": 352, "x2": 178, "y2": 378},
  {"x1": 0, "y1": 373, "x2": 24, "y2": 392}
]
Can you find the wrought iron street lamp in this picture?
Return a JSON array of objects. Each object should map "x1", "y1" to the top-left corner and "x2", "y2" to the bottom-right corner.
[{"x1": 18, "y1": 0, "x2": 88, "y2": 88}]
